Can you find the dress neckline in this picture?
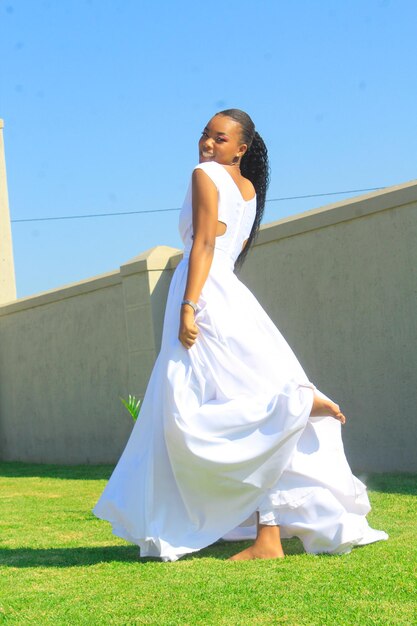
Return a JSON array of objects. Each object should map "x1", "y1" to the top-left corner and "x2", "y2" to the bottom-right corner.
[{"x1": 211, "y1": 161, "x2": 256, "y2": 203}]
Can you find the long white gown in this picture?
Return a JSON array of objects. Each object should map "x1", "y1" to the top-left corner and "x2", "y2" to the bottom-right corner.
[{"x1": 92, "y1": 161, "x2": 388, "y2": 561}]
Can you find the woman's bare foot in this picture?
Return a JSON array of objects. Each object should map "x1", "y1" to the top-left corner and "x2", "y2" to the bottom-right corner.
[
  {"x1": 310, "y1": 393, "x2": 346, "y2": 424},
  {"x1": 228, "y1": 524, "x2": 285, "y2": 561},
  {"x1": 228, "y1": 544, "x2": 284, "y2": 561}
]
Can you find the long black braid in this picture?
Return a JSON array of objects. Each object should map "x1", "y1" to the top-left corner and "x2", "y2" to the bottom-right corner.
[{"x1": 216, "y1": 109, "x2": 270, "y2": 270}]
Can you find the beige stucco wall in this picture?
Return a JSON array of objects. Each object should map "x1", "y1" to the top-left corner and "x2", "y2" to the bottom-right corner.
[
  {"x1": 0, "y1": 246, "x2": 179, "y2": 464},
  {"x1": 0, "y1": 180, "x2": 416, "y2": 471},
  {"x1": 238, "y1": 180, "x2": 417, "y2": 473}
]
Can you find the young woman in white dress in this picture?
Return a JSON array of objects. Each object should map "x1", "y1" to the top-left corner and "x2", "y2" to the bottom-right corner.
[{"x1": 93, "y1": 109, "x2": 388, "y2": 561}]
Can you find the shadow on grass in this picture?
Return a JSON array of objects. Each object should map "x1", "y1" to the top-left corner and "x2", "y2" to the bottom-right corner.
[
  {"x1": 0, "y1": 545, "x2": 138, "y2": 568},
  {"x1": 0, "y1": 462, "x2": 114, "y2": 480},
  {"x1": 360, "y1": 473, "x2": 417, "y2": 496},
  {"x1": 0, "y1": 539, "x2": 305, "y2": 568}
]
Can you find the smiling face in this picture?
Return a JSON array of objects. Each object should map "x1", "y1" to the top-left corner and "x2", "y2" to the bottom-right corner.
[{"x1": 198, "y1": 115, "x2": 248, "y2": 165}]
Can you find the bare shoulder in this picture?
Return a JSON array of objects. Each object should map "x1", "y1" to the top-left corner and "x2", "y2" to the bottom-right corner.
[
  {"x1": 239, "y1": 175, "x2": 256, "y2": 197},
  {"x1": 224, "y1": 165, "x2": 255, "y2": 200}
]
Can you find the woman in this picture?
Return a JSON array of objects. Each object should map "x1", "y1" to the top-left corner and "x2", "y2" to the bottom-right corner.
[{"x1": 93, "y1": 109, "x2": 387, "y2": 561}]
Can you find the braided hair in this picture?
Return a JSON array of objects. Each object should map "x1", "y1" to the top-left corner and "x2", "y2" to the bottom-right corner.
[{"x1": 216, "y1": 108, "x2": 270, "y2": 270}]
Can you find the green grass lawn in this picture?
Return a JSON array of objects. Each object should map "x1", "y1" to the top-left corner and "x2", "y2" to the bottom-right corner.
[{"x1": 0, "y1": 463, "x2": 415, "y2": 625}]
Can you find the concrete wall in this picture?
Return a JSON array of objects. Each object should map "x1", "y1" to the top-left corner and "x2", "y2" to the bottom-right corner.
[
  {"x1": 0, "y1": 246, "x2": 179, "y2": 464},
  {"x1": 237, "y1": 180, "x2": 417, "y2": 473},
  {"x1": 0, "y1": 180, "x2": 416, "y2": 470}
]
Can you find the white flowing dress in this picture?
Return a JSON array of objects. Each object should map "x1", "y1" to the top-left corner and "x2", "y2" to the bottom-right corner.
[{"x1": 93, "y1": 161, "x2": 388, "y2": 561}]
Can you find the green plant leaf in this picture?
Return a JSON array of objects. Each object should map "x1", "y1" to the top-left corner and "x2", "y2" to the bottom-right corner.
[{"x1": 120, "y1": 395, "x2": 142, "y2": 421}]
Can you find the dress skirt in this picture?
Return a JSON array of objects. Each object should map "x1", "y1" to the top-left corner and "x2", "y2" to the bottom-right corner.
[{"x1": 92, "y1": 249, "x2": 388, "y2": 560}]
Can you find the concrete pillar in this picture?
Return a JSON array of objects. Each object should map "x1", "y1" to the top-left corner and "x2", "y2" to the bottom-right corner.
[
  {"x1": 120, "y1": 245, "x2": 182, "y2": 400},
  {"x1": 0, "y1": 119, "x2": 16, "y2": 304}
]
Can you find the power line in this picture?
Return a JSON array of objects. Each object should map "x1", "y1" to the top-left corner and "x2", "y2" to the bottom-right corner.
[
  {"x1": 11, "y1": 186, "x2": 385, "y2": 224},
  {"x1": 12, "y1": 207, "x2": 180, "y2": 223},
  {"x1": 267, "y1": 187, "x2": 385, "y2": 202}
]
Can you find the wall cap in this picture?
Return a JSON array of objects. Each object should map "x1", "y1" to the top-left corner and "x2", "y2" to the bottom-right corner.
[
  {"x1": 257, "y1": 178, "x2": 417, "y2": 246},
  {"x1": 121, "y1": 245, "x2": 182, "y2": 276},
  {"x1": 0, "y1": 269, "x2": 121, "y2": 316}
]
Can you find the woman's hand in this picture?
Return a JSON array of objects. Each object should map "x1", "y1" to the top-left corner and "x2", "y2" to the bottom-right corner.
[{"x1": 179, "y1": 306, "x2": 199, "y2": 349}]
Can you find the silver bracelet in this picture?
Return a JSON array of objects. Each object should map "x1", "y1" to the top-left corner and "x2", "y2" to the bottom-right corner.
[{"x1": 181, "y1": 299, "x2": 198, "y2": 313}]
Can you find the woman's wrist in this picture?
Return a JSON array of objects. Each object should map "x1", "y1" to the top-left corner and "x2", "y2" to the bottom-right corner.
[
  {"x1": 181, "y1": 299, "x2": 198, "y2": 313},
  {"x1": 181, "y1": 306, "x2": 195, "y2": 318}
]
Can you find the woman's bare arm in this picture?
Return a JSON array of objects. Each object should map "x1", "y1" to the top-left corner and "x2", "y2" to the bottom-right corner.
[
  {"x1": 179, "y1": 169, "x2": 218, "y2": 349},
  {"x1": 183, "y1": 169, "x2": 218, "y2": 302}
]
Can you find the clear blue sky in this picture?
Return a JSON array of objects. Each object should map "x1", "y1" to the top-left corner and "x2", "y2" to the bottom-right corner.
[{"x1": 1, "y1": 0, "x2": 416, "y2": 298}]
